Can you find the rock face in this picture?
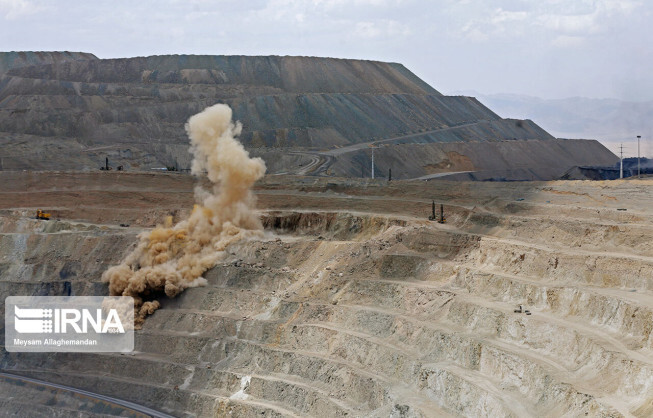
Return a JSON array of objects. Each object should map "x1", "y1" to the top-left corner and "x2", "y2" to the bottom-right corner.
[{"x1": 0, "y1": 52, "x2": 617, "y2": 178}]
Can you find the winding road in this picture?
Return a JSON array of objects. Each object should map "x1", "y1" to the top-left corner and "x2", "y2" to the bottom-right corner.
[{"x1": 284, "y1": 121, "x2": 485, "y2": 177}]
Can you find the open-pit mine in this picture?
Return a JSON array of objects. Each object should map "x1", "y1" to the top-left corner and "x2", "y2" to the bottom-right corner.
[
  {"x1": 1, "y1": 171, "x2": 653, "y2": 417},
  {"x1": 0, "y1": 52, "x2": 651, "y2": 417}
]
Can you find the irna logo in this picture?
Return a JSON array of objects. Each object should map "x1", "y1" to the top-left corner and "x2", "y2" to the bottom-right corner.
[
  {"x1": 14, "y1": 306, "x2": 125, "y2": 334},
  {"x1": 5, "y1": 296, "x2": 134, "y2": 353}
]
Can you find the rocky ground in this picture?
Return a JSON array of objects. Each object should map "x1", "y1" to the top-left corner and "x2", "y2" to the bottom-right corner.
[{"x1": 1, "y1": 171, "x2": 653, "y2": 417}]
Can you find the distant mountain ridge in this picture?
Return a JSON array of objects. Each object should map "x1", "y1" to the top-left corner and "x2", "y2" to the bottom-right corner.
[{"x1": 453, "y1": 91, "x2": 653, "y2": 155}]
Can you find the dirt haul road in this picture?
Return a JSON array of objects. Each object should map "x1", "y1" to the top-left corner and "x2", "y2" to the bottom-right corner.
[{"x1": 1, "y1": 171, "x2": 653, "y2": 417}]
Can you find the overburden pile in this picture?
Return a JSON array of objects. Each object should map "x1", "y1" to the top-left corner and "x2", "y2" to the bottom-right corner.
[{"x1": 0, "y1": 53, "x2": 617, "y2": 179}]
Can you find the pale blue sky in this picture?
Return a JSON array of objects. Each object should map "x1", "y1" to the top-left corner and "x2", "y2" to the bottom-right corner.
[{"x1": 1, "y1": 0, "x2": 651, "y2": 101}]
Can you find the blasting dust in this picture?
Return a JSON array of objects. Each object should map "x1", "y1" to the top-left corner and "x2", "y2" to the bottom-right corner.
[{"x1": 102, "y1": 104, "x2": 266, "y2": 326}]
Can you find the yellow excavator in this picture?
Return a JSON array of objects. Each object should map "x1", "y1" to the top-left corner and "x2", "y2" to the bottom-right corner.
[{"x1": 35, "y1": 209, "x2": 51, "y2": 220}]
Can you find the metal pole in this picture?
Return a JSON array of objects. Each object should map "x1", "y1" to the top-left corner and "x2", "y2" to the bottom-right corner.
[
  {"x1": 620, "y1": 144, "x2": 623, "y2": 179},
  {"x1": 371, "y1": 148, "x2": 374, "y2": 179},
  {"x1": 638, "y1": 135, "x2": 641, "y2": 178}
]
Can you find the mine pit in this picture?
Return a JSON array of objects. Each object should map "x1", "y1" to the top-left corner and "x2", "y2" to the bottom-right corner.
[
  {"x1": 0, "y1": 54, "x2": 651, "y2": 415},
  {"x1": 3, "y1": 172, "x2": 653, "y2": 416}
]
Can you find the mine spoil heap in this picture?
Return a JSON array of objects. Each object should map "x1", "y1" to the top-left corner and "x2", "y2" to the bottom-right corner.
[{"x1": 0, "y1": 52, "x2": 616, "y2": 179}]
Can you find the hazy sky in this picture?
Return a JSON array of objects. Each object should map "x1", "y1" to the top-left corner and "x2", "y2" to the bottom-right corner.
[{"x1": 1, "y1": 0, "x2": 651, "y2": 101}]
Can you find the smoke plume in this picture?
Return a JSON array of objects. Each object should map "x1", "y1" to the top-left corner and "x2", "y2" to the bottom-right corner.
[{"x1": 102, "y1": 104, "x2": 266, "y2": 326}]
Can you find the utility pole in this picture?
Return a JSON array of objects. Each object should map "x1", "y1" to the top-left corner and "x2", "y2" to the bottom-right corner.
[
  {"x1": 638, "y1": 135, "x2": 641, "y2": 178},
  {"x1": 371, "y1": 147, "x2": 375, "y2": 179},
  {"x1": 620, "y1": 143, "x2": 624, "y2": 179}
]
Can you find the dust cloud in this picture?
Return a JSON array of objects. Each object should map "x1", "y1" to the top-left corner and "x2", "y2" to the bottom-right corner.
[{"x1": 102, "y1": 104, "x2": 266, "y2": 326}]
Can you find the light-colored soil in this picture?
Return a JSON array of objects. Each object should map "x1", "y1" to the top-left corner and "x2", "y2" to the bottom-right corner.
[{"x1": 1, "y1": 171, "x2": 653, "y2": 417}]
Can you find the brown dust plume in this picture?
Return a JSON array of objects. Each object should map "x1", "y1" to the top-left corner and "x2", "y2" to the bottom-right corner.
[{"x1": 102, "y1": 104, "x2": 266, "y2": 326}]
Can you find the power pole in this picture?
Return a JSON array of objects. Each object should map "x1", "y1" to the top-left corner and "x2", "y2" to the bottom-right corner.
[
  {"x1": 371, "y1": 148, "x2": 375, "y2": 179},
  {"x1": 638, "y1": 135, "x2": 641, "y2": 178},
  {"x1": 620, "y1": 143, "x2": 624, "y2": 179}
]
